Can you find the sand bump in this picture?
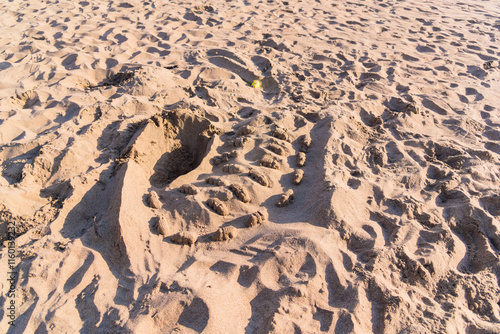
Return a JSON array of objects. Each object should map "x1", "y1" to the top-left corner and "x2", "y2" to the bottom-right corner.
[
  {"x1": 147, "y1": 191, "x2": 162, "y2": 209},
  {"x1": 171, "y1": 231, "x2": 198, "y2": 245},
  {"x1": 207, "y1": 198, "x2": 229, "y2": 216},
  {"x1": 245, "y1": 211, "x2": 265, "y2": 227},
  {"x1": 211, "y1": 226, "x2": 238, "y2": 241},
  {"x1": 276, "y1": 189, "x2": 294, "y2": 207},
  {"x1": 292, "y1": 169, "x2": 304, "y2": 185}
]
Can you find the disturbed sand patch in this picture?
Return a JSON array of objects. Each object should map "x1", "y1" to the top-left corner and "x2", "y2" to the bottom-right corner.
[{"x1": 1, "y1": 0, "x2": 499, "y2": 332}]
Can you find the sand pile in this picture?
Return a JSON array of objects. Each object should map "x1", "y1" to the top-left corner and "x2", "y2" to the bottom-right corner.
[{"x1": 1, "y1": 0, "x2": 499, "y2": 332}]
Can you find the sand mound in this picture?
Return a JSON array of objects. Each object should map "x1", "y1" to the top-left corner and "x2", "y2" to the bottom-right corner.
[{"x1": 1, "y1": 0, "x2": 500, "y2": 332}]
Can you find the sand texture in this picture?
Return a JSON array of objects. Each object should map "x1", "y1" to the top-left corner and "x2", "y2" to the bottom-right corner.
[{"x1": 1, "y1": 0, "x2": 500, "y2": 332}]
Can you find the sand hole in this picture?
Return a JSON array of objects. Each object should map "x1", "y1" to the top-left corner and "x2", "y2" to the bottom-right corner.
[{"x1": 148, "y1": 111, "x2": 215, "y2": 188}]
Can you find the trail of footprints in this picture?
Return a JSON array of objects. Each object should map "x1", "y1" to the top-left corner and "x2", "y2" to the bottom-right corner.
[{"x1": 146, "y1": 122, "x2": 312, "y2": 245}]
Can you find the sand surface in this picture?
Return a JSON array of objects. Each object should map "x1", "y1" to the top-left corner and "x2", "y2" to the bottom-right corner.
[{"x1": 1, "y1": 0, "x2": 500, "y2": 332}]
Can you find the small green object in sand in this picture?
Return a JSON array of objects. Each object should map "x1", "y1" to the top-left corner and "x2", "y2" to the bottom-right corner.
[{"x1": 251, "y1": 80, "x2": 262, "y2": 88}]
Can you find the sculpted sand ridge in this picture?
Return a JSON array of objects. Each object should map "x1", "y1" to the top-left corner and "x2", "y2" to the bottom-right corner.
[{"x1": 0, "y1": 0, "x2": 499, "y2": 333}]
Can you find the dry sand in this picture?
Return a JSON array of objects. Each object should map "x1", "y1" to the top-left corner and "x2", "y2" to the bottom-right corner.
[{"x1": 1, "y1": 0, "x2": 500, "y2": 332}]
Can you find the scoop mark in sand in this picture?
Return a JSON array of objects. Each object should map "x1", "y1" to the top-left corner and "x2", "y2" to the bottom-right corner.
[
  {"x1": 178, "y1": 297, "x2": 209, "y2": 332},
  {"x1": 209, "y1": 56, "x2": 257, "y2": 83},
  {"x1": 148, "y1": 112, "x2": 217, "y2": 187}
]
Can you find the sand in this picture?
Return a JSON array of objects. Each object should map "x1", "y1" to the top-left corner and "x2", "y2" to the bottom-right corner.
[{"x1": 0, "y1": 0, "x2": 499, "y2": 332}]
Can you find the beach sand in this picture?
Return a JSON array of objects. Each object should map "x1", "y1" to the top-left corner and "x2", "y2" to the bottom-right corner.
[{"x1": 0, "y1": 0, "x2": 499, "y2": 332}]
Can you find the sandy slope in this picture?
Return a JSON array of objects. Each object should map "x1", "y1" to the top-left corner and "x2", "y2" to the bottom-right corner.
[{"x1": 0, "y1": 0, "x2": 499, "y2": 332}]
